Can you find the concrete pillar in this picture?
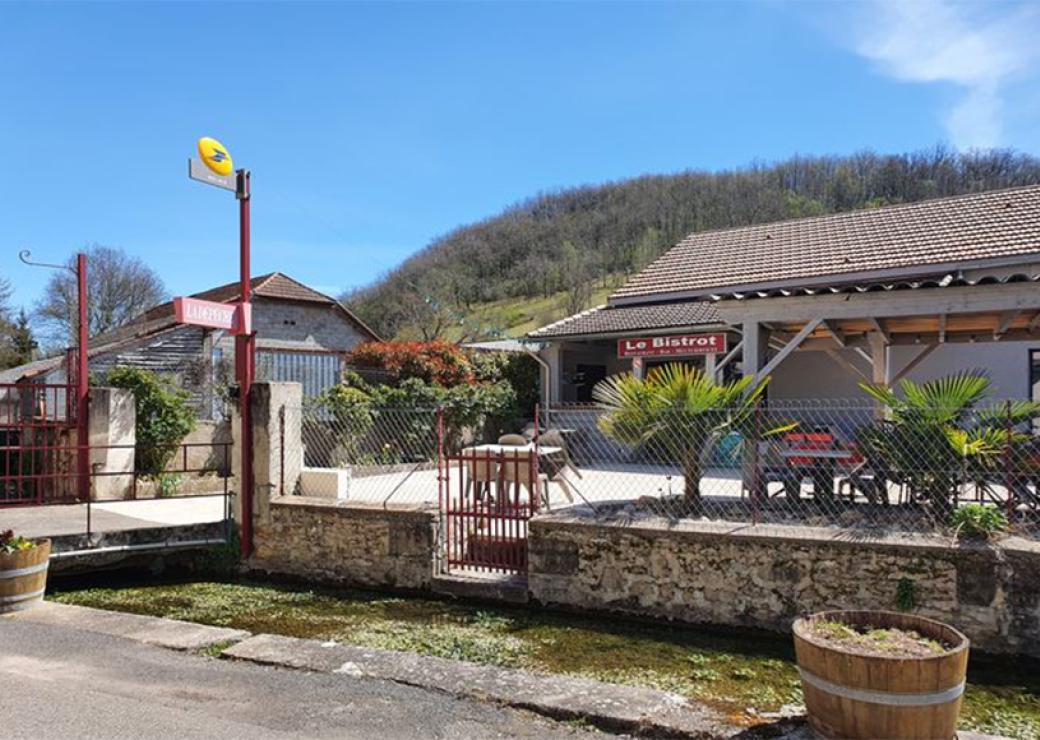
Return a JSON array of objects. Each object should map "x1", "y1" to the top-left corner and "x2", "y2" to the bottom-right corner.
[
  {"x1": 543, "y1": 343, "x2": 564, "y2": 404},
  {"x1": 245, "y1": 381, "x2": 303, "y2": 528},
  {"x1": 741, "y1": 320, "x2": 768, "y2": 380},
  {"x1": 88, "y1": 387, "x2": 136, "y2": 501},
  {"x1": 740, "y1": 320, "x2": 768, "y2": 498},
  {"x1": 704, "y1": 353, "x2": 716, "y2": 380}
]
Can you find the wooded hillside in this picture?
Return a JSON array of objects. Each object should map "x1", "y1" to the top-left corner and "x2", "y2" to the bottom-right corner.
[{"x1": 344, "y1": 148, "x2": 1040, "y2": 340}]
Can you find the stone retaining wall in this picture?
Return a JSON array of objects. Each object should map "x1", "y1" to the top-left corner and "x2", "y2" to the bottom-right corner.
[
  {"x1": 250, "y1": 497, "x2": 438, "y2": 590},
  {"x1": 528, "y1": 513, "x2": 1040, "y2": 658}
]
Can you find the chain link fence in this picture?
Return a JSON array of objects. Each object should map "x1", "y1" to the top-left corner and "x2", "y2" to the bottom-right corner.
[
  {"x1": 275, "y1": 397, "x2": 1040, "y2": 538},
  {"x1": 550, "y1": 400, "x2": 1040, "y2": 538},
  {"x1": 280, "y1": 404, "x2": 445, "y2": 506}
]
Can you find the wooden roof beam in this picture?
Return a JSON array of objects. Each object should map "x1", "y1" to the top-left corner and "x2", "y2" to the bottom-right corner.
[
  {"x1": 822, "y1": 320, "x2": 846, "y2": 348},
  {"x1": 994, "y1": 310, "x2": 1022, "y2": 340},
  {"x1": 869, "y1": 318, "x2": 891, "y2": 344}
]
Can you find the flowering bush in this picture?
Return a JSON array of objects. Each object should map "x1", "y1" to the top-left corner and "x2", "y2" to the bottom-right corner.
[
  {"x1": 348, "y1": 341, "x2": 475, "y2": 386},
  {"x1": 0, "y1": 530, "x2": 35, "y2": 554}
]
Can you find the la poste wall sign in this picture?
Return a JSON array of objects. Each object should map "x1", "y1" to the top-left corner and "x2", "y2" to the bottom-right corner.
[
  {"x1": 617, "y1": 332, "x2": 727, "y2": 358},
  {"x1": 174, "y1": 297, "x2": 252, "y2": 335}
]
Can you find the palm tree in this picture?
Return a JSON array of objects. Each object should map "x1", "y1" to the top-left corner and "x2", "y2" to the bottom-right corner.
[
  {"x1": 592, "y1": 363, "x2": 771, "y2": 514},
  {"x1": 858, "y1": 372, "x2": 1040, "y2": 514}
]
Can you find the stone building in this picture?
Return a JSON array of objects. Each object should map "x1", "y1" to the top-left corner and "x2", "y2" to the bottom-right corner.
[{"x1": 0, "y1": 272, "x2": 380, "y2": 416}]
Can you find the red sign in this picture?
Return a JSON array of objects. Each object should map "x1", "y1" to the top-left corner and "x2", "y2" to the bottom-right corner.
[
  {"x1": 618, "y1": 332, "x2": 727, "y2": 358},
  {"x1": 174, "y1": 297, "x2": 251, "y2": 335}
]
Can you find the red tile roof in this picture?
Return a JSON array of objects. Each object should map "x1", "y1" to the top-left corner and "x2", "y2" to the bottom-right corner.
[
  {"x1": 529, "y1": 301, "x2": 721, "y2": 339},
  {"x1": 610, "y1": 185, "x2": 1040, "y2": 302}
]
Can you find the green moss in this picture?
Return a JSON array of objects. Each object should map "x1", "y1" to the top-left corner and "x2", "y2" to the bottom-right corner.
[{"x1": 49, "y1": 580, "x2": 1040, "y2": 736}]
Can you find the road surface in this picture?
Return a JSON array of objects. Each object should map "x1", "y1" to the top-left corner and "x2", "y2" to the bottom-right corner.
[{"x1": 0, "y1": 617, "x2": 604, "y2": 739}]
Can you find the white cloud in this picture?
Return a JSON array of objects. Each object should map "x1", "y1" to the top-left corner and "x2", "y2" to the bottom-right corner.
[{"x1": 840, "y1": 0, "x2": 1040, "y2": 148}]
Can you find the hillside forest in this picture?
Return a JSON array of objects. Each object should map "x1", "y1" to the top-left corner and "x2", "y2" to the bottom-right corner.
[{"x1": 343, "y1": 147, "x2": 1040, "y2": 341}]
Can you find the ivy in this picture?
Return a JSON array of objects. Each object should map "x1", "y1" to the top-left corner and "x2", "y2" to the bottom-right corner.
[{"x1": 103, "y1": 367, "x2": 197, "y2": 478}]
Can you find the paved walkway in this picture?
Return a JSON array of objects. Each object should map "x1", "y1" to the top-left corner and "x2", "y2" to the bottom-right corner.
[
  {"x1": 0, "y1": 608, "x2": 602, "y2": 739},
  {"x1": 1, "y1": 494, "x2": 228, "y2": 539}
]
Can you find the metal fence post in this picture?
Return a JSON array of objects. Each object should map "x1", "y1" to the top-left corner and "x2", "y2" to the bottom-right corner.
[
  {"x1": 279, "y1": 405, "x2": 285, "y2": 497},
  {"x1": 1004, "y1": 400, "x2": 1015, "y2": 523},
  {"x1": 751, "y1": 399, "x2": 762, "y2": 525}
]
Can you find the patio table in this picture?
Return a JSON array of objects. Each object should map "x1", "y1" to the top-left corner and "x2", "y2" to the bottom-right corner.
[{"x1": 778, "y1": 448, "x2": 857, "y2": 502}]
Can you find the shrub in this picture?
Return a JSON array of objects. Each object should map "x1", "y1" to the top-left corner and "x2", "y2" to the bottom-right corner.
[
  {"x1": 104, "y1": 367, "x2": 197, "y2": 478},
  {"x1": 0, "y1": 530, "x2": 35, "y2": 554},
  {"x1": 470, "y1": 350, "x2": 540, "y2": 415},
  {"x1": 950, "y1": 504, "x2": 1008, "y2": 539},
  {"x1": 348, "y1": 341, "x2": 475, "y2": 386}
]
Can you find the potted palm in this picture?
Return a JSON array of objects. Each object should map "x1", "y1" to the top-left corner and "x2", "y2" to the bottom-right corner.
[
  {"x1": 857, "y1": 371, "x2": 1040, "y2": 517},
  {"x1": 0, "y1": 530, "x2": 50, "y2": 613},
  {"x1": 592, "y1": 363, "x2": 774, "y2": 515}
]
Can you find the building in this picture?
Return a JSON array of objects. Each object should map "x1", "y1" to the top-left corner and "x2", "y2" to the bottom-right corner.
[
  {"x1": 0, "y1": 272, "x2": 380, "y2": 415},
  {"x1": 530, "y1": 185, "x2": 1040, "y2": 405}
]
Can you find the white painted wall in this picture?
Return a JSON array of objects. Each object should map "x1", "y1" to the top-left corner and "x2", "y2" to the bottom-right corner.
[{"x1": 770, "y1": 340, "x2": 1039, "y2": 401}]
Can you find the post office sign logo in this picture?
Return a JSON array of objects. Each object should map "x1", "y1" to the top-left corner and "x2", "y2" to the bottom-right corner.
[
  {"x1": 617, "y1": 332, "x2": 727, "y2": 358},
  {"x1": 198, "y1": 136, "x2": 234, "y2": 176}
]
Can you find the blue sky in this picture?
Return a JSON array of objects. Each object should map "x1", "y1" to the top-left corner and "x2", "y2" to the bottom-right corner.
[{"x1": 1, "y1": 1, "x2": 1039, "y2": 310}]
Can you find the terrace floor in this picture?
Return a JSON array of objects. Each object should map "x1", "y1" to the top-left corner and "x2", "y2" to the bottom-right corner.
[{"x1": 1, "y1": 494, "x2": 229, "y2": 540}]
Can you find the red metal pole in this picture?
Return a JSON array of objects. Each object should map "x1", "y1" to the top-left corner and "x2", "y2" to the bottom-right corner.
[
  {"x1": 237, "y1": 170, "x2": 254, "y2": 558},
  {"x1": 76, "y1": 253, "x2": 90, "y2": 503}
]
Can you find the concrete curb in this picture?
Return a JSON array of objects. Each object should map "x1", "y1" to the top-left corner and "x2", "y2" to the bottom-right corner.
[
  {"x1": 3, "y1": 602, "x2": 250, "y2": 651},
  {"x1": 223, "y1": 632, "x2": 728, "y2": 738}
]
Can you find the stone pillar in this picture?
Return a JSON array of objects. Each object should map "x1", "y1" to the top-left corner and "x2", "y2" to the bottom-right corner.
[
  {"x1": 246, "y1": 382, "x2": 303, "y2": 529},
  {"x1": 88, "y1": 387, "x2": 136, "y2": 501}
]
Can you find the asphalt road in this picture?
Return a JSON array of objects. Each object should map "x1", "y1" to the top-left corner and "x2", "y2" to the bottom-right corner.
[{"x1": 0, "y1": 618, "x2": 605, "y2": 740}]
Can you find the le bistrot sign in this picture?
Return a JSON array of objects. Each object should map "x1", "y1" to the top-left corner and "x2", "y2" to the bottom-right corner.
[{"x1": 617, "y1": 332, "x2": 727, "y2": 359}]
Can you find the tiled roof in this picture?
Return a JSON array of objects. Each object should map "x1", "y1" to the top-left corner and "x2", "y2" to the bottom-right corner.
[
  {"x1": 93, "y1": 272, "x2": 380, "y2": 348},
  {"x1": 529, "y1": 301, "x2": 721, "y2": 339},
  {"x1": 2, "y1": 273, "x2": 381, "y2": 382},
  {"x1": 611, "y1": 185, "x2": 1040, "y2": 302}
]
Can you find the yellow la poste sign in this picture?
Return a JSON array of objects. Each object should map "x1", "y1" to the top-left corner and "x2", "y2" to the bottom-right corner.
[{"x1": 197, "y1": 137, "x2": 234, "y2": 176}]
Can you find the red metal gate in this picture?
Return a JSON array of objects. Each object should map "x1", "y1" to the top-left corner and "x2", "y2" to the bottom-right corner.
[
  {"x1": 0, "y1": 381, "x2": 82, "y2": 506},
  {"x1": 440, "y1": 445, "x2": 540, "y2": 574}
]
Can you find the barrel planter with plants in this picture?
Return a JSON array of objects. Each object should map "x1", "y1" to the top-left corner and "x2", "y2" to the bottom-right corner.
[
  {"x1": 793, "y1": 610, "x2": 969, "y2": 740},
  {"x1": 0, "y1": 531, "x2": 51, "y2": 614}
]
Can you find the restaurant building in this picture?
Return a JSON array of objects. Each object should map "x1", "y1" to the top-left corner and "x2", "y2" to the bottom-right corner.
[{"x1": 529, "y1": 185, "x2": 1040, "y2": 405}]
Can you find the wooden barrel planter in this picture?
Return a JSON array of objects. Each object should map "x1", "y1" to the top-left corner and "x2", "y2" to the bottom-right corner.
[
  {"x1": 793, "y1": 610, "x2": 969, "y2": 740},
  {"x1": 0, "y1": 538, "x2": 51, "y2": 614}
]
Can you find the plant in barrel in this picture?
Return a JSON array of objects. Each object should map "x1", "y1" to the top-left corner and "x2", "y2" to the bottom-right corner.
[
  {"x1": 592, "y1": 363, "x2": 775, "y2": 515},
  {"x1": 0, "y1": 529, "x2": 50, "y2": 613},
  {"x1": 857, "y1": 372, "x2": 1040, "y2": 518}
]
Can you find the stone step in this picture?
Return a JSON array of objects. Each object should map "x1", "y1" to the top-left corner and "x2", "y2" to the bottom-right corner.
[{"x1": 431, "y1": 571, "x2": 529, "y2": 604}]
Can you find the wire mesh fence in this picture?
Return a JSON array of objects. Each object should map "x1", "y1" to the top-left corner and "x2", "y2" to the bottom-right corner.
[
  {"x1": 549, "y1": 400, "x2": 1040, "y2": 538},
  {"x1": 277, "y1": 397, "x2": 1040, "y2": 538},
  {"x1": 283, "y1": 404, "x2": 444, "y2": 506}
]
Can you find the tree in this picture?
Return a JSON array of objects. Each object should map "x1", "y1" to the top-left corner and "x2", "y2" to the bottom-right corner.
[
  {"x1": 593, "y1": 363, "x2": 771, "y2": 514},
  {"x1": 35, "y1": 245, "x2": 166, "y2": 347},
  {"x1": 4, "y1": 309, "x2": 37, "y2": 367}
]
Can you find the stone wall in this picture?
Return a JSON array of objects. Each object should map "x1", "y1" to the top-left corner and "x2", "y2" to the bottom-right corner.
[
  {"x1": 528, "y1": 513, "x2": 1040, "y2": 657},
  {"x1": 250, "y1": 497, "x2": 438, "y2": 590}
]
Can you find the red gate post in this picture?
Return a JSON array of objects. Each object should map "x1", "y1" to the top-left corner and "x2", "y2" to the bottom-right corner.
[{"x1": 76, "y1": 252, "x2": 89, "y2": 503}]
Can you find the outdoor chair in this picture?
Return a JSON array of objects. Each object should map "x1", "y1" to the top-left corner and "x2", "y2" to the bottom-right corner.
[
  {"x1": 497, "y1": 434, "x2": 528, "y2": 446},
  {"x1": 501, "y1": 449, "x2": 552, "y2": 511},
  {"x1": 459, "y1": 447, "x2": 499, "y2": 502},
  {"x1": 536, "y1": 428, "x2": 584, "y2": 480}
]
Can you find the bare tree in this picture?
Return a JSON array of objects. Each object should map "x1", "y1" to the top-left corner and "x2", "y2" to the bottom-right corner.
[{"x1": 35, "y1": 245, "x2": 166, "y2": 347}]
